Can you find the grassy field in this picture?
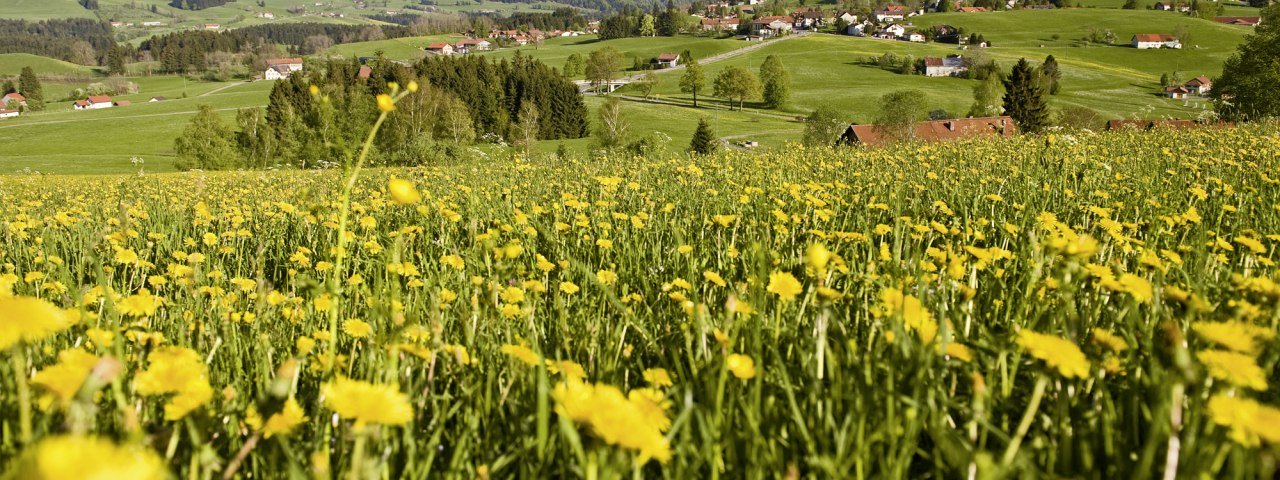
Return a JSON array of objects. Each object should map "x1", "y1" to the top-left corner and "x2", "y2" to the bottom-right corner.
[
  {"x1": 1, "y1": 123, "x2": 1279, "y2": 478},
  {"x1": 0, "y1": 80, "x2": 273, "y2": 174},
  {"x1": 629, "y1": 8, "x2": 1247, "y2": 123},
  {"x1": 0, "y1": 0, "x2": 95, "y2": 20},
  {"x1": 0, "y1": 54, "x2": 97, "y2": 77}
]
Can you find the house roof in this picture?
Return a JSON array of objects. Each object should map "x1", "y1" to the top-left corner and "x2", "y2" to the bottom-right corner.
[
  {"x1": 74, "y1": 100, "x2": 89, "y2": 107},
  {"x1": 842, "y1": 116, "x2": 1015, "y2": 146},
  {"x1": 923, "y1": 57, "x2": 944, "y2": 66},
  {"x1": 958, "y1": 6, "x2": 989, "y2": 12},
  {"x1": 1133, "y1": 34, "x2": 1177, "y2": 42},
  {"x1": 427, "y1": 42, "x2": 451, "y2": 49},
  {"x1": 657, "y1": 53, "x2": 679, "y2": 61},
  {"x1": 149, "y1": 96, "x2": 166, "y2": 100},
  {"x1": 87, "y1": 95, "x2": 112, "y2": 103},
  {"x1": 754, "y1": 15, "x2": 791, "y2": 24},
  {"x1": 1186, "y1": 76, "x2": 1212, "y2": 87},
  {"x1": 266, "y1": 58, "x2": 303, "y2": 66},
  {"x1": 881, "y1": 5, "x2": 906, "y2": 12},
  {"x1": 1214, "y1": 16, "x2": 1260, "y2": 25},
  {"x1": 2, "y1": 93, "x2": 24, "y2": 102},
  {"x1": 357, "y1": 66, "x2": 372, "y2": 79},
  {"x1": 1164, "y1": 86, "x2": 1189, "y2": 93}
]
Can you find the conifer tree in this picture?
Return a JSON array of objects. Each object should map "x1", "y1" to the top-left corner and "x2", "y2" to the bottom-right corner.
[
  {"x1": 1003, "y1": 58, "x2": 1049, "y2": 133},
  {"x1": 18, "y1": 67, "x2": 45, "y2": 111},
  {"x1": 690, "y1": 118, "x2": 717, "y2": 154},
  {"x1": 1040, "y1": 55, "x2": 1062, "y2": 95}
]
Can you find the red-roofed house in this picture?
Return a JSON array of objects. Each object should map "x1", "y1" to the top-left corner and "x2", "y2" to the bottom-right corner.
[
  {"x1": 700, "y1": 17, "x2": 740, "y2": 31},
  {"x1": 923, "y1": 55, "x2": 967, "y2": 77},
  {"x1": 875, "y1": 5, "x2": 907, "y2": 21},
  {"x1": 1164, "y1": 85, "x2": 1189, "y2": 99},
  {"x1": 2, "y1": 92, "x2": 25, "y2": 107},
  {"x1": 357, "y1": 65, "x2": 372, "y2": 79},
  {"x1": 0, "y1": 108, "x2": 19, "y2": 119},
  {"x1": 1184, "y1": 76, "x2": 1212, "y2": 94},
  {"x1": 1132, "y1": 34, "x2": 1181, "y2": 49},
  {"x1": 425, "y1": 43, "x2": 455, "y2": 55},
  {"x1": 74, "y1": 95, "x2": 114, "y2": 110},
  {"x1": 751, "y1": 16, "x2": 793, "y2": 36},
  {"x1": 454, "y1": 38, "x2": 492, "y2": 53},
  {"x1": 654, "y1": 52, "x2": 680, "y2": 68},
  {"x1": 838, "y1": 116, "x2": 1015, "y2": 146}
]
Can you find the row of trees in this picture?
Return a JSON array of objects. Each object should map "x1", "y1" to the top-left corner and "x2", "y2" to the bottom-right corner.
[
  {"x1": 168, "y1": 0, "x2": 231, "y2": 10},
  {"x1": 175, "y1": 54, "x2": 588, "y2": 170},
  {"x1": 141, "y1": 24, "x2": 411, "y2": 73},
  {"x1": 676, "y1": 55, "x2": 792, "y2": 110}
]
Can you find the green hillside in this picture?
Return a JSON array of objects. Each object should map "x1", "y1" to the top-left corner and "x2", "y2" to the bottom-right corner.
[
  {"x1": 0, "y1": 0, "x2": 96, "y2": 20},
  {"x1": 0, "y1": 53, "x2": 97, "y2": 77}
]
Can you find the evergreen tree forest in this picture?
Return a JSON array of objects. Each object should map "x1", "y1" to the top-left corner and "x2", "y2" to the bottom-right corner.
[
  {"x1": 169, "y1": 0, "x2": 232, "y2": 10},
  {"x1": 178, "y1": 55, "x2": 588, "y2": 170},
  {"x1": 0, "y1": 19, "x2": 115, "y2": 64},
  {"x1": 141, "y1": 24, "x2": 411, "y2": 73}
]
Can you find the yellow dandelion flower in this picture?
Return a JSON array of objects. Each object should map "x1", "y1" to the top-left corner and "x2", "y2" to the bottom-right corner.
[
  {"x1": 1091, "y1": 328, "x2": 1128, "y2": 353},
  {"x1": 643, "y1": 368, "x2": 673, "y2": 387},
  {"x1": 116, "y1": 290, "x2": 163, "y2": 318},
  {"x1": 596, "y1": 270, "x2": 617, "y2": 286},
  {"x1": 500, "y1": 344, "x2": 542, "y2": 366},
  {"x1": 1192, "y1": 321, "x2": 1275, "y2": 355},
  {"x1": 1016, "y1": 330, "x2": 1091, "y2": 379},
  {"x1": 376, "y1": 94, "x2": 395, "y2": 113},
  {"x1": 702, "y1": 271, "x2": 727, "y2": 287},
  {"x1": 322, "y1": 377, "x2": 413, "y2": 426},
  {"x1": 262, "y1": 398, "x2": 307, "y2": 438},
  {"x1": 343, "y1": 319, "x2": 373, "y2": 339},
  {"x1": 1207, "y1": 394, "x2": 1280, "y2": 447},
  {"x1": 0, "y1": 296, "x2": 76, "y2": 350},
  {"x1": 31, "y1": 349, "x2": 100, "y2": 409},
  {"x1": 13, "y1": 435, "x2": 166, "y2": 480},
  {"x1": 388, "y1": 178, "x2": 420, "y2": 205},
  {"x1": 1197, "y1": 349, "x2": 1268, "y2": 391},
  {"x1": 766, "y1": 271, "x2": 803, "y2": 301},
  {"x1": 559, "y1": 282, "x2": 580, "y2": 295},
  {"x1": 726, "y1": 354, "x2": 756, "y2": 379}
]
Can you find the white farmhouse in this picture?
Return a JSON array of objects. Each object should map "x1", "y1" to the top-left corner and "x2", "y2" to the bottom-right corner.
[{"x1": 1132, "y1": 34, "x2": 1181, "y2": 49}]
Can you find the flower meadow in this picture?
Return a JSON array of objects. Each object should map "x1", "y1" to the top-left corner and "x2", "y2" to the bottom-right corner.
[{"x1": 1, "y1": 123, "x2": 1279, "y2": 479}]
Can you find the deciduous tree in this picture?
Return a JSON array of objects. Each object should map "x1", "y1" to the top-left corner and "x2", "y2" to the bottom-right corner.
[
  {"x1": 713, "y1": 66, "x2": 761, "y2": 110},
  {"x1": 1212, "y1": 4, "x2": 1280, "y2": 121},
  {"x1": 680, "y1": 59, "x2": 706, "y2": 107}
]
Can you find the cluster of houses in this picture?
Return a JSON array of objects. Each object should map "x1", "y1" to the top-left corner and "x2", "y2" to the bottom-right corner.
[
  {"x1": 109, "y1": 20, "x2": 166, "y2": 28},
  {"x1": 483, "y1": 29, "x2": 586, "y2": 47},
  {"x1": 1163, "y1": 75, "x2": 1212, "y2": 99},
  {"x1": 1131, "y1": 33, "x2": 1182, "y2": 49},
  {"x1": 263, "y1": 58, "x2": 305, "y2": 80}
]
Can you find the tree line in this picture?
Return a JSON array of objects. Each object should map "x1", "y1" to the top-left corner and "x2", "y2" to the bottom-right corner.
[
  {"x1": 175, "y1": 54, "x2": 588, "y2": 170},
  {"x1": 169, "y1": 0, "x2": 231, "y2": 10},
  {"x1": 140, "y1": 24, "x2": 411, "y2": 73},
  {"x1": 0, "y1": 18, "x2": 115, "y2": 65},
  {"x1": 598, "y1": 1, "x2": 686, "y2": 40}
]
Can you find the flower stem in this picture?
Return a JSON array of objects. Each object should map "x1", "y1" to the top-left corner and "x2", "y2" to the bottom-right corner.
[
  {"x1": 11, "y1": 347, "x2": 32, "y2": 445},
  {"x1": 1001, "y1": 374, "x2": 1049, "y2": 466},
  {"x1": 348, "y1": 427, "x2": 368, "y2": 480}
]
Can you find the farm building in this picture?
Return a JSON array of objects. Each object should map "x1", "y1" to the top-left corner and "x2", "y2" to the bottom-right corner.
[
  {"x1": 1183, "y1": 76, "x2": 1212, "y2": 94},
  {"x1": 1132, "y1": 34, "x2": 1181, "y2": 49},
  {"x1": 454, "y1": 38, "x2": 492, "y2": 53},
  {"x1": 923, "y1": 56, "x2": 967, "y2": 77},
  {"x1": 751, "y1": 16, "x2": 793, "y2": 36},
  {"x1": 1164, "y1": 86, "x2": 1189, "y2": 99},
  {"x1": 425, "y1": 43, "x2": 455, "y2": 55},
  {"x1": 875, "y1": 5, "x2": 907, "y2": 21},
  {"x1": 1213, "y1": 16, "x2": 1260, "y2": 26},
  {"x1": 838, "y1": 116, "x2": 1015, "y2": 146},
  {"x1": 74, "y1": 95, "x2": 114, "y2": 110},
  {"x1": 654, "y1": 53, "x2": 680, "y2": 68},
  {"x1": 264, "y1": 58, "x2": 304, "y2": 80},
  {"x1": 2, "y1": 93, "x2": 25, "y2": 107},
  {"x1": 0, "y1": 109, "x2": 19, "y2": 119}
]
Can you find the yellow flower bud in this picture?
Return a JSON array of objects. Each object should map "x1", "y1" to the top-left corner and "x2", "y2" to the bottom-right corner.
[
  {"x1": 387, "y1": 178, "x2": 420, "y2": 205},
  {"x1": 376, "y1": 94, "x2": 395, "y2": 113}
]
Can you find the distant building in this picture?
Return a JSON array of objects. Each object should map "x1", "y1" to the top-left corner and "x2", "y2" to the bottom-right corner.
[
  {"x1": 142, "y1": 21, "x2": 163, "y2": 27},
  {"x1": 701, "y1": 17, "x2": 740, "y2": 31},
  {"x1": 204, "y1": 23, "x2": 220, "y2": 30},
  {"x1": 264, "y1": 58, "x2": 304, "y2": 80},
  {"x1": 654, "y1": 53, "x2": 680, "y2": 68},
  {"x1": 1214, "y1": 16, "x2": 1260, "y2": 26},
  {"x1": 957, "y1": 6, "x2": 989, "y2": 12},
  {"x1": 74, "y1": 95, "x2": 114, "y2": 110},
  {"x1": 425, "y1": 43, "x2": 455, "y2": 55},
  {"x1": 923, "y1": 55, "x2": 967, "y2": 77},
  {"x1": 751, "y1": 16, "x2": 793, "y2": 36},
  {"x1": 149, "y1": 96, "x2": 166, "y2": 102},
  {"x1": 1164, "y1": 86, "x2": 1189, "y2": 99},
  {"x1": 1184, "y1": 76, "x2": 1212, "y2": 94},
  {"x1": 1132, "y1": 34, "x2": 1181, "y2": 49},
  {"x1": 115, "y1": 100, "x2": 132, "y2": 107},
  {"x1": 454, "y1": 38, "x2": 492, "y2": 53},
  {"x1": 357, "y1": 66, "x2": 373, "y2": 79},
  {"x1": 839, "y1": 116, "x2": 1015, "y2": 146},
  {"x1": 0, "y1": 109, "x2": 19, "y2": 119},
  {"x1": 875, "y1": 5, "x2": 907, "y2": 21},
  {"x1": 2, "y1": 93, "x2": 26, "y2": 107}
]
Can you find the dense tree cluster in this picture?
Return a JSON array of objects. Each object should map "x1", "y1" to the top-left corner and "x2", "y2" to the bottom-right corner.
[
  {"x1": 141, "y1": 24, "x2": 410, "y2": 73},
  {"x1": 1212, "y1": 4, "x2": 1280, "y2": 121},
  {"x1": 169, "y1": 0, "x2": 231, "y2": 10},
  {"x1": 0, "y1": 19, "x2": 115, "y2": 65},
  {"x1": 598, "y1": 1, "x2": 683, "y2": 39},
  {"x1": 497, "y1": 8, "x2": 588, "y2": 31},
  {"x1": 484, "y1": 0, "x2": 663, "y2": 14},
  {"x1": 176, "y1": 55, "x2": 587, "y2": 170}
]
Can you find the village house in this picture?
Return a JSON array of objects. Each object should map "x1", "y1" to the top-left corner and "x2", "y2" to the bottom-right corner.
[
  {"x1": 2, "y1": 93, "x2": 26, "y2": 107},
  {"x1": 654, "y1": 53, "x2": 681, "y2": 68},
  {"x1": 357, "y1": 66, "x2": 372, "y2": 79},
  {"x1": 838, "y1": 116, "x2": 1016, "y2": 146},
  {"x1": 1153, "y1": 1, "x2": 1173, "y2": 10},
  {"x1": 257, "y1": 11, "x2": 275, "y2": 19},
  {"x1": 752, "y1": 16, "x2": 793, "y2": 36},
  {"x1": 74, "y1": 95, "x2": 114, "y2": 110},
  {"x1": 846, "y1": 21, "x2": 871, "y2": 36},
  {"x1": 835, "y1": 11, "x2": 858, "y2": 24},
  {"x1": 264, "y1": 58, "x2": 304, "y2": 80},
  {"x1": 454, "y1": 38, "x2": 492, "y2": 53},
  {"x1": 875, "y1": 23, "x2": 907, "y2": 39},
  {"x1": 875, "y1": 5, "x2": 907, "y2": 21},
  {"x1": 149, "y1": 96, "x2": 166, "y2": 102},
  {"x1": 1022, "y1": 4, "x2": 1055, "y2": 9},
  {"x1": 904, "y1": 32, "x2": 925, "y2": 42},
  {"x1": 110, "y1": 21, "x2": 124, "y2": 28},
  {"x1": 1164, "y1": 86, "x2": 1189, "y2": 99},
  {"x1": 0, "y1": 109, "x2": 19, "y2": 119},
  {"x1": 1214, "y1": 16, "x2": 1260, "y2": 26},
  {"x1": 957, "y1": 6, "x2": 989, "y2": 12},
  {"x1": 933, "y1": 24, "x2": 966, "y2": 44},
  {"x1": 701, "y1": 17, "x2": 741, "y2": 31},
  {"x1": 115, "y1": 100, "x2": 131, "y2": 107},
  {"x1": 1132, "y1": 34, "x2": 1181, "y2": 49},
  {"x1": 1184, "y1": 76, "x2": 1212, "y2": 94},
  {"x1": 142, "y1": 21, "x2": 163, "y2": 27},
  {"x1": 923, "y1": 55, "x2": 967, "y2": 77},
  {"x1": 204, "y1": 23, "x2": 220, "y2": 30},
  {"x1": 425, "y1": 43, "x2": 455, "y2": 55},
  {"x1": 792, "y1": 9, "x2": 826, "y2": 29}
]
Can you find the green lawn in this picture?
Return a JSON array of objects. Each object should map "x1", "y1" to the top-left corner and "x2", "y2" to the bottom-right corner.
[
  {"x1": 0, "y1": 81, "x2": 273, "y2": 174},
  {"x1": 0, "y1": 53, "x2": 98, "y2": 77},
  {"x1": 324, "y1": 34, "x2": 468, "y2": 61},
  {"x1": 0, "y1": 0, "x2": 96, "y2": 20}
]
